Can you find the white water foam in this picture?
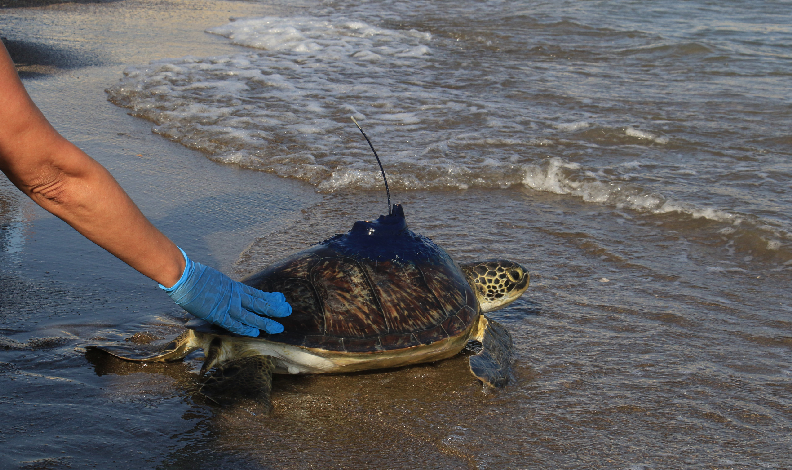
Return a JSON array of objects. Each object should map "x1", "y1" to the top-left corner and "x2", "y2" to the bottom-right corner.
[
  {"x1": 105, "y1": 15, "x2": 791, "y2": 254},
  {"x1": 207, "y1": 17, "x2": 432, "y2": 58},
  {"x1": 555, "y1": 121, "x2": 590, "y2": 132},
  {"x1": 625, "y1": 126, "x2": 669, "y2": 144},
  {"x1": 519, "y1": 157, "x2": 742, "y2": 224},
  {"x1": 107, "y1": 17, "x2": 689, "y2": 203}
]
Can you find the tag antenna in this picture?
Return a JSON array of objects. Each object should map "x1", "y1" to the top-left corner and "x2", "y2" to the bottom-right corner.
[{"x1": 351, "y1": 116, "x2": 391, "y2": 216}]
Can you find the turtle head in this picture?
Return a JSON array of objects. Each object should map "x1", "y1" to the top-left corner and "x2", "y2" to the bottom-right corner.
[{"x1": 460, "y1": 260, "x2": 529, "y2": 313}]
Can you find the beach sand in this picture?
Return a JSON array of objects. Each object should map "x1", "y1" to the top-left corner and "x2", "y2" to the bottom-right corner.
[
  {"x1": 0, "y1": 2, "x2": 319, "y2": 466},
  {"x1": 4, "y1": 0, "x2": 792, "y2": 467},
  {"x1": 2, "y1": 36, "x2": 101, "y2": 76},
  {"x1": 2, "y1": 0, "x2": 111, "y2": 76},
  {"x1": 1, "y1": 0, "x2": 314, "y2": 265},
  {"x1": 1, "y1": 0, "x2": 118, "y2": 9},
  {"x1": 2, "y1": 0, "x2": 119, "y2": 78},
  {"x1": 1, "y1": 3, "x2": 494, "y2": 467}
]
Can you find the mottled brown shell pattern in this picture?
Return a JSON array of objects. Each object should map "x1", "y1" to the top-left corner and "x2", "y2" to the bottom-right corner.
[{"x1": 242, "y1": 245, "x2": 479, "y2": 353}]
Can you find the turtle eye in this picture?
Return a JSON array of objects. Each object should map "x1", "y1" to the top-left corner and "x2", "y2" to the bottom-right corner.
[{"x1": 509, "y1": 269, "x2": 521, "y2": 281}]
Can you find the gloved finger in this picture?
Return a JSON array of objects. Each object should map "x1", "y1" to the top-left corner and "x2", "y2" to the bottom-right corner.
[
  {"x1": 237, "y1": 310, "x2": 285, "y2": 334},
  {"x1": 241, "y1": 294, "x2": 291, "y2": 318},
  {"x1": 263, "y1": 290, "x2": 286, "y2": 304},
  {"x1": 251, "y1": 298, "x2": 292, "y2": 318},
  {"x1": 213, "y1": 316, "x2": 261, "y2": 337},
  {"x1": 239, "y1": 283, "x2": 286, "y2": 304},
  {"x1": 240, "y1": 287, "x2": 292, "y2": 318}
]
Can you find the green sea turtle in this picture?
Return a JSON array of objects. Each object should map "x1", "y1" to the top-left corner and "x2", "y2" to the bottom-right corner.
[{"x1": 93, "y1": 204, "x2": 529, "y2": 407}]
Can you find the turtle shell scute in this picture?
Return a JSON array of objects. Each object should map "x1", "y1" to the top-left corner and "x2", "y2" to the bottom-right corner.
[
  {"x1": 379, "y1": 332, "x2": 421, "y2": 350},
  {"x1": 413, "y1": 324, "x2": 449, "y2": 345},
  {"x1": 241, "y1": 208, "x2": 480, "y2": 353}
]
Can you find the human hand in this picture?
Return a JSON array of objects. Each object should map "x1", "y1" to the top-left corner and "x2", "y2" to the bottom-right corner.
[{"x1": 160, "y1": 248, "x2": 291, "y2": 336}]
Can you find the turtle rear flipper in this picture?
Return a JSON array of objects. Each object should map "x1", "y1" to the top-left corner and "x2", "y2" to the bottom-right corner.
[
  {"x1": 201, "y1": 356, "x2": 275, "y2": 409},
  {"x1": 468, "y1": 315, "x2": 513, "y2": 387},
  {"x1": 90, "y1": 330, "x2": 199, "y2": 362}
]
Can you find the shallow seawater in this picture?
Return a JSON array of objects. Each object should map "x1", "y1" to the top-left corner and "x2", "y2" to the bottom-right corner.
[
  {"x1": 2, "y1": 0, "x2": 791, "y2": 468},
  {"x1": 105, "y1": 0, "x2": 792, "y2": 263}
]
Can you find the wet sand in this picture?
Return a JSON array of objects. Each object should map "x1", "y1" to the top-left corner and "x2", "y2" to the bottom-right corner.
[
  {"x1": 3, "y1": 0, "x2": 791, "y2": 468},
  {"x1": 0, "y1": 0, "x2": 316, "y2": 467},
  {"x1": 0, "y1": 0, "x2": 118, "y2": 9},
  {"x1": 2, "y1": 37, "x2": 103, "y2": 77},
  {"x1": 2, "y1": 0, "x2": 108, "y2": 76},
  {"x1": 0, "y1": 0, "x2": 313, "y2": 255}
]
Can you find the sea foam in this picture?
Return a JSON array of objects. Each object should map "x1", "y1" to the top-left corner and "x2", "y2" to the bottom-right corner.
[{"x1": 105, "y1": 13, "x2": 790, "y2": 258}]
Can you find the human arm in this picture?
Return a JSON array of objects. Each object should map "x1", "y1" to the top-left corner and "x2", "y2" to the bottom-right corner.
[
  {"x1": 0, "y1": 43, "x2": 289, "y2": 335},
  {"x1": 0, "y1": 43, "x2": 186, "y2": 286}
]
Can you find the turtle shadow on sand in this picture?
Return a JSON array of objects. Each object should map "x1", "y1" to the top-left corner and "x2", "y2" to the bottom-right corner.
[{"x1": 87, "y1": 204, "x2": 530, "y2": 411}]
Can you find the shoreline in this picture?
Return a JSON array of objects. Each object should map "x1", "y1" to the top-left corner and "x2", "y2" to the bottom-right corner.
[
  {"x1": 0, "y1": 0, "x2": 118, "y2": 8},
  {"x1": 1, "y1": 0, "x2": 113, "y2": 77},
  {"x1": 0, "y1": 0, "x2": 315, "y2": 306},
  {"x1": 2, "y1": 37, "x2": 102, "y2": 77}
]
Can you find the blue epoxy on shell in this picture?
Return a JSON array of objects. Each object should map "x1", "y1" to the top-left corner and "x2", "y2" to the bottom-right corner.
[{"x1": 321, "y1": 204, "x2": 449, "y2": 263}]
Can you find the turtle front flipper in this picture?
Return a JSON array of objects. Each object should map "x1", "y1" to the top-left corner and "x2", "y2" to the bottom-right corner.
[
  {"x1": 200, "y1": 356, "x2": 275, "y2": 409},
  {"x1": 89, "y1": 330, "x2": 199, "y2": 362},
  {"x1": 468, "y1": 315, "x2": 513, "y2": 387}
]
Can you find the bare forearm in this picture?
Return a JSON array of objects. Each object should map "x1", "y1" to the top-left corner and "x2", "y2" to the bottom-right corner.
[
  {"x1": 8, "y1": 139, "x2": 184, "y2": 287},
  {"x1": 0, "y1": 43, "x2": 292, "y2": 336},
  {"x1": 0, "y1": 43, "x2": 183, "y2": 287}
]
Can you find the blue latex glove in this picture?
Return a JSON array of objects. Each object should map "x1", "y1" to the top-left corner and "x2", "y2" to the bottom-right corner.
[{"x1": 160, "y1": 248, "x2": 291, "y2": 336}]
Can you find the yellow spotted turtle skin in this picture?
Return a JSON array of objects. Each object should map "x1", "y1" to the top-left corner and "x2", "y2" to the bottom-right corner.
[{"x1": 461, "y1": 261, "x2": 527, "y2": 305}]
